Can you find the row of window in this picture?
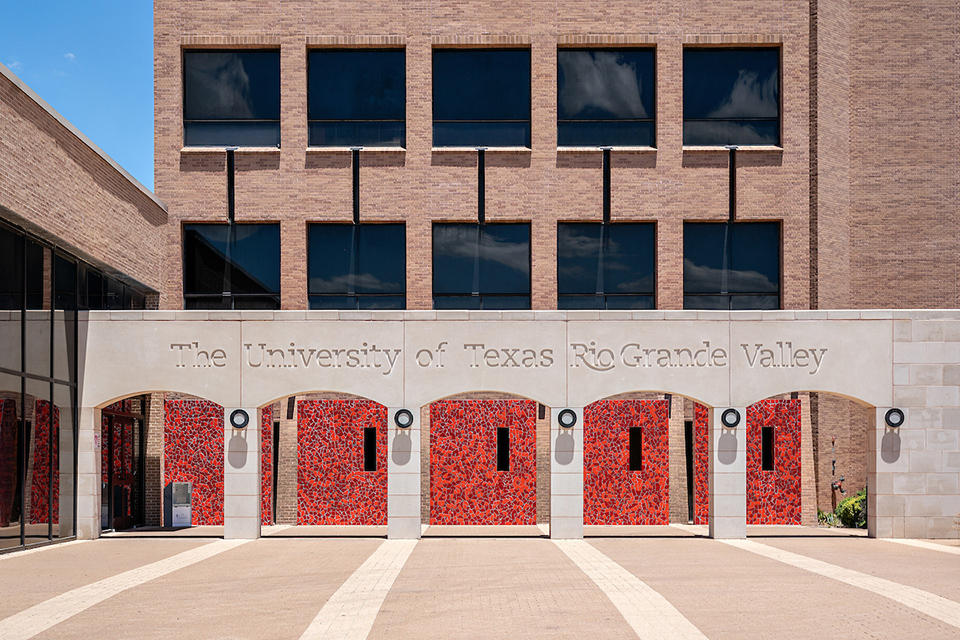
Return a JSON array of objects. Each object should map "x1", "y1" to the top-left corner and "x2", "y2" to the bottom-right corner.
[
  {"x1": 183, "y1": 47, "x2": 780, "y2": 149},
  {"x1": 182, "y1": 222, "x2": 780, "y2": 311}
]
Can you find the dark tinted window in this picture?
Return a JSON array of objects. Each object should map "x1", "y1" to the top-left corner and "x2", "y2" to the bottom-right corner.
[
  {"x1": 433, "y1": 223, "x2": 530, "y2": 309},
  {"x1": 683, "y1": 48, "x2": 779, "y2": 146},
  {"x1": 558, "y1": 49, "x2": 655, "y2": 147},
  {"x1": 0, "y1": 224, "x2": 23, "y2": 310},
  {"x1": 308, "y1": 224, "x2": 405, "y2": 309},
  {"x1": 183, "y1": 50, "x2": 281, "y2": 147},
  {"x1": 309, "y1": 50, "x2": 405, "y2": 147},
  {"x1": 54, "y1": 254, "x2": 77, "y2": 310},
  {"x1": 184, "y1": 223, "x2": 281, "y2": 309},
  {"x1": 558, "y1": 223, "x2": 655, "y2": 309},
  {"x1": 683, "y1": 222, "x2": 779, "y2": 310},
  {"x1": 433, "y1": 49, "x2": 531, "y2": 147}
]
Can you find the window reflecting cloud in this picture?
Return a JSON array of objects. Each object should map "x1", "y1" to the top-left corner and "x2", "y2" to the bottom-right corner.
[
  {"x1": 683, "y1": 258, "x2": 777, "y2": 293},
  {"x1": 683, "y1": 120, "x2": 778, "y2": 145},
  {"x1": 707, "y1": 69, "x2": 778, "y2": 119},
  {"x1": 309, "y1": 273, "x2": 397, "y2": 293},
  {"x1": 185, "y1": 53, "x2": 254, "y2": 120},
  {"x1": 559, "y1": 51, "x2": 647, "y2": 119},
  {"x1": 434, "y1": 225, "x2": 529, "y2": 274}
]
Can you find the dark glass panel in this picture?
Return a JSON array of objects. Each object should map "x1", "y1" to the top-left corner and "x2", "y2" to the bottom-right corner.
[
  {"x1": 557, "y1": 121, "x2": 654, "y2": 147},
  {"x1": 86, "y1": 270, "x2": 103, "y2": 310},
  {"x1": 478, "y1": 224, "x2": 530, "y2": 295},
  {"x1": 558, "y1": 295, "x2": 605, "y2": 310},
  {"x1": 183, "y1": 51, "x2": 280, "y2": 121},
  {"x1": 496, "y1": 427, "x2": 510, "y2": 472},
  {"x1": 356, "y1": 225, "x2": 405, "y2": 294},
  {"x1": 629, "y1": 426, "x2": 643, "y2": 471},
  {"x1": 683, "y1": 295, "x2": 730, "y2": 310},
  {"x1": 730, "y1": 294, "x2": 779, "y2": 311},
  {"x1": 184, "y1": 296, "x2": 230, "y2": 310},
  {"x1": 683, "y1": 49, "x2": 779, "y2": 119},
  {"x1": 433, "y1": 295, "x2": 482, "y2": 310},
  {"x1": 227, "y1": 225, "x2": 281, "y2": 294},
  {"x1": 24, "y1": 240, "x2": 44, "y2": 310},
  {"x1": 604, "y1": 224, "x2": 655, "y2": 294},
  {"x1": 105, "y1": 277, "x2": 124, "y2": 310},
  {"x1": 0, "y1": 372, "x2": 21, "y2": 549},
  {"x1": 559, "y1": 50, "x2": 655, "y2": 120},
  {"x1": 358, "y1": 296, "x2": 405, "y2": 310},
  {"x1": 308, "y1": 224, "x2": 405, "y2": 300},
  {"x1": 54, "y1": 255, "x2": 77, "y2": 311},
  {"x1": 308, "y1": 50, "x2": 405, "y2": 121},
  {"x1": 479, "y1": 296, "x2": 529, "y2": 310},
  {"x1": 683, "y1": 48, "x2": 779, "y2": 146},
  {"x1": 308, "y1": 225, "x2": 354, "y2": 294},
  {"x1": 308, "y1": 122, "x2": 404, "y2": 147},
  {"x1": 683, "y1": 223, "x2": 728, "y2": 294},
  {"x1": 184, "y1": 225, "x2": 230, "y2": 295},
  {"x1": 432, "y1": 122, "x2": 530, "y2": 148},
  {"x1": 433, "y1": 224, "x2": 482, "y2": 295},
  {"x1": 433, "y1": 50, "x2": 530, "y2": 121},
  {"x1": 557, "y1": 223, "x2": 602, "y2": 295},
  {"x1": 183, "y1": 122, "x2": 280, "y2": 148},
  {"x1": 310, "y1": 295, "x2": 355, "y2": 310},
  {"x1": 232, "y1": 296, "x2": 281, "y2": 310},
  {"x1": 52, "y1": 305, "x2": 77, "y2": 385},
  {"x1": 52, "y1": 383, "x2": 75, "y2": 539},
  {"x1": 604, "y1": 295, "x2": 656, "y2": 310},
  {"x1": 363, "y1": 426, "x2": 377, "y2": 472},
  {"x1": 761, "y1": 425, "x2": 775, "y2": 472},
  {"x1": 0, "y1": 225, "x2": 22, "y2": 310},
  {"x1": 729, "y1": 223, "x2": 779, "y2": 293},
  {"x1": 130, "y1": 292, "x2": 145, "y2": 310},
  {"x1": 682, "y1": 120, "x2": 779, "y2": 147}
]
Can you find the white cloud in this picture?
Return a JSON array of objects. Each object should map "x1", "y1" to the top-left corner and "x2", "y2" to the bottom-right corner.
[
  {"x1": 7, "y1": 60, "x2": 23, "y2": 71},
  {"x1": 64, "y1": 53, "x2": 76, "y2": 62},
  {"x1": 559, "y1": 51, "x2": 647, "y2": 119}
]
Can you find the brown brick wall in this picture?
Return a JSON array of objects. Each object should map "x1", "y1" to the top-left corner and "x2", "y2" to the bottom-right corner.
[
  {"x1": 0, "y1": 68, "x2": 166, "y2": 294},
  {"x1": 155, "y1": 1, "x2": 811, "y2": 311}
]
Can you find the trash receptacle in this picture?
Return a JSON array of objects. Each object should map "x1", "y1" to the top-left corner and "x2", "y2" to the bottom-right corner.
[{"x1": 163, "y1": 481, "x2": 192, "y2": 527}]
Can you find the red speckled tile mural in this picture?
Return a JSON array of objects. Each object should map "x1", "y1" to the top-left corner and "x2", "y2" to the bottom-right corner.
[
  {"x1": 164, "y1": 400, "x2": 224, "y2": 526},
  {"x1": 693, "y1": 403, "x2": 709, "y2": 525},
  {"x1": 747, "y1": 399, "x2": 801, "y2": 525},
  {"x1": 0, "y1": 399, "x2": 17, "y2": 527},
  {"x1": 30, "y1": 400, "x2": 59, "y2": 525},
  {"x1": 430, "y1": 399, "x2": 536, "y2": 525},
  {"x1": 261, "y1": 407, "x2": 272, "y2": 525},
  {"x1": 297, "y1": 400, "x2": 387, "y2": 525},
  {"x1": 584, "y1": 400, "x2": 669, "y2": 525}
]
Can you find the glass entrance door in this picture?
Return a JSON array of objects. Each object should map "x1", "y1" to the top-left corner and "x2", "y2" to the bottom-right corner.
[{"x1": 101, "y1": 399, "x2": 145, "y2": 531}]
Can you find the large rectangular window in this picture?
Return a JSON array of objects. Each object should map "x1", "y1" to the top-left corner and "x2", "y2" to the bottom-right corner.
[
  {"x1": 558, "y1": 49, "x2": 655, "y2": 147},
  {"x1": 308, "y1": 224, "x2": 405, "y2": 309},
  {"x1": 183, "y1": 50, "x2": 281, "y2": 147},
  {"x1": 558, "y1": 223, "x2": 655, "y2": 309},
  {"x1": 683, "y1": 221, "x2": 780, "y2": 310},
  {"x1": 183, "y1": 223, "x2": 281, "y2": 309},
  {"x1": 308, "y1": 50, "x2": 405, "y2": 147},
  {"x1": 433, "y1": 223, "x2": 530, "y2": 309},
  {"x1": 683, "y1": 48, "x2": 779, "y2": 146},
  {"x1": 433, "y1": 49, "x2": 531, "y2": 147}
]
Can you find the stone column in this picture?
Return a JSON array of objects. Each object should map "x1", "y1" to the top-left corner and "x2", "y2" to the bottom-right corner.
[
  {"x1": 223, "y1": 407, "x2": 260, "y2": 540},
  {"x1": 550, "y1": 407, "x2": 583, "y2": 539},
  {"x1": 388, "y1": 407, "x2": 421, "y2": 539},
  {"x1": 868, "y1": 407, "x2": 902, "y2": 539},
  {"x1": 76, "y1": 405, "x2": 101, "y2": 539},
  {"x1": 708, "y1": 406, "x2": 747, "y2": 539}
]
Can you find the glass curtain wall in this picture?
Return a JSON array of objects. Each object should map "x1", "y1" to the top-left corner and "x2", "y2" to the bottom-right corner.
[
  {"x1": 0, "y1": 220, "x2": 148, "y2": 552},
  {"x1": 308, "y1": 224, "x2": 406, "y2": 309},
  {"x1": 433, "y1": 223, "x2": 531, "y2": 309}
]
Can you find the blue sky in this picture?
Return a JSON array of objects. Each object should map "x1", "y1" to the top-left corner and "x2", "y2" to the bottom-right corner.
[{"x1": 0, "y1": 1, "x2": 155, "y2": 189}]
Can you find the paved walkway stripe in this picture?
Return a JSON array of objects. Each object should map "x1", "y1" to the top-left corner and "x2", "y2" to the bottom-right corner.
[
  {"x1": 554, "y1": 540, "x2": 709, "y2": 640},
  {"x1": 299, "y1": 539, "x2": 417, "y2": 640},
  {"x1": 886, "y1": 538, "x2": 960, "y2": 556},
  {"x1": 669, "y1": 524, "x2": 708, "y2": 536},
  {"x1": 0, "y1": 539, "x2": 250, "y2": 640},
  {"x1": 721, "y1": 539, "x2": 960, "y2": 629}
]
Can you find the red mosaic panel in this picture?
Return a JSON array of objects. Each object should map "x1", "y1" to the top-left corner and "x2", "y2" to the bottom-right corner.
[
  {"x1": 30, "y1": 400, "x2": 59, "y2": 525},
  {"x1": 261, "y1": 406, "x2": 273, "y2": 525},
  {"x1": 693, "y1": 403, "x2": 709, "y2": 525},
  {"x1": 103, "y1": 399, "x2": 133, "y2": 413},
  {"x1": 297, "y1": 400, "x2": 387, "y2": 525},
  {"x1": 164, "y1": 400, "x2": 224, "y2": 526},
  {"x1": 0, "y1": 399, "x2": 17, "y2": 527},
  {"x1": 583, "y1": 400, "x2": 669, "y2": 525},
  {"x1": 430, "y1": 400, "x2": 536, "y2": 525},
  {"x1": 747, "y1": 399, "x2": 802, "y2": 525}
]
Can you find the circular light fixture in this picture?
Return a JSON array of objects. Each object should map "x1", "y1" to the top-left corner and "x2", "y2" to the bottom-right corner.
[
  {"x1": 721, "y1": 408, "x2": 741, "y2": 428},
  {"x1": 229, "y1": 409, "x2": 249, "y2": 429},
  {"x1": 885, "y1": 408, "x2": 904, "y2": 429},
  {"x1": 394, "y1": 409, "x2": 414, "y2": 429},
  {"x1": 558, "y1": 409, "x2": 578, "y2": 429}
]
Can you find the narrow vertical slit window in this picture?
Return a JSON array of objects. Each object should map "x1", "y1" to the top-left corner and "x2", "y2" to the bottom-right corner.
[
  {"x1": 761, "y1": 425, "x2": 775, "y2": 471},
  {"x1": 629, "y1": 426, "x2": 643, "y2": 471},
  {"x1": 497, "y1": 427, "x2": 510, "y2": 471},
  {"x1": 363, "y1": 426, "x2": 377, "y2": 472}
]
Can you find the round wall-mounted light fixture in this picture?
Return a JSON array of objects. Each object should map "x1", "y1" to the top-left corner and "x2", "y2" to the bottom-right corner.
[
  {"x1": 721, "y1": 408, "x2": 741, "y2": 428},
  {"x1": 558, "y1": 409, "x2": 578, "y2": 429},
  {"x1": 229, "y1": 409, "x2": 249, "y2": 429},
  {"x1": 394, "y1": 409, "x2": 414, "y2": 429},
  {"x1": 885, "y1": 408, "x2": 904, "y2": 429}
]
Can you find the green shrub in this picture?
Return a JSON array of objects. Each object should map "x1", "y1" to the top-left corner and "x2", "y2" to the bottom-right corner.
[{"x1": 835, "y1": 489, "x2": 867, "y2": 529}]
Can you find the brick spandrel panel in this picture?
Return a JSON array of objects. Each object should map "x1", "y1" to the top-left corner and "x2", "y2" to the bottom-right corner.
[{"x1": 154, "y1": 0, "x2": 811, "y2": 311}]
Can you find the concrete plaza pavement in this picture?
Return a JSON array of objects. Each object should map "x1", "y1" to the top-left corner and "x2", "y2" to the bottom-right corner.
[{"x1": 0, "y1": 526, "x2": 958, "y2": 640}]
